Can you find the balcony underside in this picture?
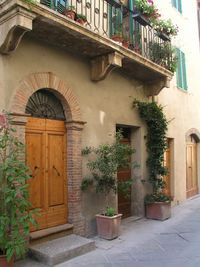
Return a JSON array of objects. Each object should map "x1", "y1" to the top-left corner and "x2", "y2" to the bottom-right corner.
[{"x1": 0, "y1": 0, "x2": 173, "y2": 94}]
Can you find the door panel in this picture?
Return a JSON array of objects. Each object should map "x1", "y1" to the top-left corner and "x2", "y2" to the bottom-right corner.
[
  {"x1": 26, "y1": 117, "x2": 67, "y2": 231},
  {"x1": 117, "y1": 137, "x2": 131, "y2": 218},
  {"x1": 48, "y1": 133, "x2": 65, "y2": 207},
  {"x1": 186, "y1": 142, "x2": 198, "y2": 198},
  {"x1": 26, "y1": 131, "x2": 45, "y2": 209},
  {"x1": 163, "y1": 140, "x2": 171, "y2": 196}
]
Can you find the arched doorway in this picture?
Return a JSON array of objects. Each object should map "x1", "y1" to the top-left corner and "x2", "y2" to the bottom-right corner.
[
  {"x1": 10, "y1": 72, "x2": 85, "y2": 235},
  {"x1": 186, "y1": 134, "x2": 198, "y2": 198},
  {"x1": 25, "y1": 89, "x2": 67, "y2": 231}
]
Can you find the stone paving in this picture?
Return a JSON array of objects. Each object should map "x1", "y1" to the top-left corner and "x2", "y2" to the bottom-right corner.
[{"x1": 16, "y1": 195, "x2": 200, "y2": 267}]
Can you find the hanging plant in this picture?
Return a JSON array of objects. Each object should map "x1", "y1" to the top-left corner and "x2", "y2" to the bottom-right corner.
[{"x1": 133, "y1": 100, "x2": 171, "y2": 203}]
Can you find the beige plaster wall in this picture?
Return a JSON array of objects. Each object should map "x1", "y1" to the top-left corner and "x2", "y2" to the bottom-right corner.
[
  {"x1": 0, "y1": 35, "x2": 149, "y2": 234},
  {"x1": 155, "y1": 0, "x2": 200, "y2": 203}
]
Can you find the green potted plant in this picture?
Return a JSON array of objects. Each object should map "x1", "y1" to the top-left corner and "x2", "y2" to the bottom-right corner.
[
  {"x1": 149, "y1": 42, "x2": 177, "y2": 72},
  {"x1": 76, "y1": 14, "x2": 87, "y2": 25},
  {"x1": 133, "y1": 101, "x2": 172, "y2": 221},
  {"x1": 133, "y1": 0, "x2": 160, "y2": 26},
  {"x1": 153, "y1": 19, "x2": 178, "y2": 41},
  {"x1": 0, "y1": 113, "x2": 38, "y2": 266},
  {"x1": 63, "y1": 5, "x2": 76, "y2": 20},
  {"x1": 81, "y1": 131, "x2": 135, "y2": 240}
]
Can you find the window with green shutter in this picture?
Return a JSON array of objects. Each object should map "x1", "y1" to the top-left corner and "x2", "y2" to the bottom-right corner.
[
  {"x1": 176, "y1": 48, "x2": 187, "y2": 91},
  {"x1": 171, "y1": 0, "x2": 182, "y2": 13}
]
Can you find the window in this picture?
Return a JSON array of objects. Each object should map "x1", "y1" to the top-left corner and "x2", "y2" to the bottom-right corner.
[
  {"x1": 176, "y1": 48, "x2": 187, "y2": 91},
  {"x1": 171, "y1": 0, "x2": 182, "y2": 13}
]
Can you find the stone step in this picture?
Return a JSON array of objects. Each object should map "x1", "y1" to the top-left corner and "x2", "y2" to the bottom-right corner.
[
  {"x1": 30, "y1": 223, "x2": 73, "y2": 245},
  {"x1": 29, "y1": 234, "x2": 95, "y2": 266}
]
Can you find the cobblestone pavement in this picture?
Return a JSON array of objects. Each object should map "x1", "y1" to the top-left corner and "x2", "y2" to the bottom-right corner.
[{"x1": 16, "y1": 195, "x2": 200, "y2": 267}]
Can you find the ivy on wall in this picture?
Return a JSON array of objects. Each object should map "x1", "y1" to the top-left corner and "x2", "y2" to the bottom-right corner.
[{"x1": 133, "y1": 100, "x2": 170, "y2": 201}]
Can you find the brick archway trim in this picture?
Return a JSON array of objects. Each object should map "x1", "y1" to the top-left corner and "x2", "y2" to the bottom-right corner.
[
  {"x1": 186, "y1": 128, "x2": 200, "y2": 143},
  {"x1": 10, "y1": 72, "x2": 82, "y2": 121}
]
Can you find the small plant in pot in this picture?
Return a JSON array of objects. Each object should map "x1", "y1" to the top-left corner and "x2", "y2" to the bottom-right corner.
[
  {"x1": 81, "y1": 131, "x2": 135, "y2": 240},
  {"x1": 76, "y1": 14, "x2": 87, "y2": 25},
  {"x1": 133, "y1": 100, "x2": 172, "y2": 221},
  {"x1": 63, "y1": 5, "x2": 76, "y2": 20},
  {"x1": 0, "y1": 113, "x2": 38, "y2": 266}
]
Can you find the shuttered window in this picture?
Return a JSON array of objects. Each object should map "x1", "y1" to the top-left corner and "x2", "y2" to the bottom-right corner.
[
  {"x1": 176, "y1": 48, "x2": 187, "y2": 91},
  {"x1": 171, "y1": 0, "x2": 182, "y2": 13}
]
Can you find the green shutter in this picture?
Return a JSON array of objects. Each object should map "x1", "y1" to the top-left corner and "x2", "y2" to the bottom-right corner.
[
  {"x1": 181, "y1": 52, "x2": 187, "y2": 90},
  {"x1": 176, "y1": 48, "x2": 187, "y2": 90},
  {"x1": 176, "y1": 48, "x2": 182, "y2": 88},
  {"x1": 171, "y1": 0, "x2": 176, "y2": 8},
  {"x1": 178, "y1": 0, "x2": 182, "y2": 13},
  {"x1": 171, "y1": 0, "x2": 182, "y2": 13}
]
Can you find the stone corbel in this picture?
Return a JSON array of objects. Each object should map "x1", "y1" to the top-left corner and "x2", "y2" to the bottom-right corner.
[
  {"x1": 0, "y1": 6, "x2": 36, "y2": 54},
  {"x1": 91, "y1": 52, "x2": 124, "y2": 81},
  {"x1": 146, "y1": 76, "x2": 171, "y2": 97}
]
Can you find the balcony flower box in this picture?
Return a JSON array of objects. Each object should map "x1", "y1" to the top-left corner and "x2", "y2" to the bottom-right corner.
[
  {"x1": 132, "y1": 12, "x2": 151, "y2": 27},
  {"x1": 157, "y1": 31, "x2": 171, "y2": 42}
]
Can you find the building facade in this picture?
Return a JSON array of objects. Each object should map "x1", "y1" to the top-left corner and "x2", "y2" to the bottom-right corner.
[{"x1": 0, "y1": 0, "x2": 199, "y2": 236}]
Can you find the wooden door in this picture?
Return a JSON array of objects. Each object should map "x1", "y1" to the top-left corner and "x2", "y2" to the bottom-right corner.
[
  {"x1": 186, "y1": 139, "x2": 198, "y2": 198},
  {"x1": 163, "y1": 139, "x2": 171, "y2": 196},
  {"x1": 117, "y1": 131, "x2": 131, "y2": 218},
  {"x1": 26, "y1": 117, "x2": 67, "y2": 231}
]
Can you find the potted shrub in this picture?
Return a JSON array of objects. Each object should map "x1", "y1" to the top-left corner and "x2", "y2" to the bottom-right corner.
[
  {"x1": 149, "y1": 42, "x2": 177, "y2": 72},
  {"x1": 81, "y1": 131, "x2": 135, "y2": 240},
  {"x1": 63, "y1": 5, "x2": 76, "y2": 20},
  {"x1": 153, "y1": 19, "x2": 178, "y2": 41},
  {"x1": 133, "y1": 0, "x2": 160, "y2": 26},
  {"x1": 133, "y1": 101, "x2": 172, "y2": 221},
  {"x1": 0, "y1": 113, "x2": 38, "y2": 266},
  {"x1": 76, "y1": 14, "x2": 87, "y2": 25}
]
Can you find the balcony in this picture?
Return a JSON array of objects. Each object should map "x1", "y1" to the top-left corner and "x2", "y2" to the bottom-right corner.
[{"x1": 0, "y1": 0, "x2": 174, "y2": 95}]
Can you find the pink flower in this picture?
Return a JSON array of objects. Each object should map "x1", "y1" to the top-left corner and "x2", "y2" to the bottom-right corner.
[
  {"x1": 0, "y1": 114, "x2": 8, "y2": 130},
  {"x1": 147, "y1": 0, "x2": 154, "y2": 5}
]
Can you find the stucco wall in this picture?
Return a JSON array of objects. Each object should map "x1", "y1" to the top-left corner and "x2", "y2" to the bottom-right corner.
[
  {"x1": 155, "y1": 0, "x2": 200, "y2": 203},
  {"x1": 0, "y1": 35, "x2": 150, "y2": 234}
]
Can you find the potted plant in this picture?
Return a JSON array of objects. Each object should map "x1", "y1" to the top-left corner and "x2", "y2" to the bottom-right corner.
[
  {"x1": 0, "y1": 113, "x2": 38, "y2": 266},
  {"x1": 133, "y1": 0, "x2": 160, "y2": 26},
  {"x1": 63, "y1": 5, "x2": 76, "y2": 20},
  {"x1": 133, "y1": 101, "x2": 172, "y2": 221},
  {"x1": 81, "y1": 131, "x2": 135, "y2": 240},
  {"x1": 153, "y1": 19, "x2": 178, "y2": 41},
  {"x1": 76, "y1": 14, "x2": 87, "y2": 25},
  {"x1": 149, "y1": 42, "x2": 177, "y2": 72}
]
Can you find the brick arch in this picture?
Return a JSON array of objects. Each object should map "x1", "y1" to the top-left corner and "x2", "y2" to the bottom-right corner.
[
  {"x1": 186, "y1": 128, "x2": 200, "y2": 143},
  {"x1": 10, "y1": 72, "x2": 82, "y2": 121}
]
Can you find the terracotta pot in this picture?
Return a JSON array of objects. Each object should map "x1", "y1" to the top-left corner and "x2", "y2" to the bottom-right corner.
[
  {"x1": 145, "y1": 202, "x2": 171, "y2": 221},
  {"x1": 111, "y1": 35, "x2": 123, "y2": 45},
  {"x1": 122, "y1": 40, "x2": 129, "y2": 48},
  {"x1": 0, "y1": 255, "x2": 14, "y2": 267},
  {"x1": 96, "y1": 214, "x2": 122, "y2": 240},
  {"x1": 76, "y1": 18, "x2": 87, "y2": 25},
  {"x1": 63, "y1": 10, "x2": 76, "y2": 20}
]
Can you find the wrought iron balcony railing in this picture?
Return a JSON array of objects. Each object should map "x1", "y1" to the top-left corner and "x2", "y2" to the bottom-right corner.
[{"x1": 40, "y1": 0, "x2": 174, "y2": 72}]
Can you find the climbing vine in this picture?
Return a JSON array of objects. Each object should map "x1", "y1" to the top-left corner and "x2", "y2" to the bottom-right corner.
[{"x1": 133, "y1": 100, "x2": 171, "y2": 202}]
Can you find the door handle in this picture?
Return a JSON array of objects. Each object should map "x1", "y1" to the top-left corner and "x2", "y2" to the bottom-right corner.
[{"x1": 53, "y1": 165, "x2": 60, "y2": 176}]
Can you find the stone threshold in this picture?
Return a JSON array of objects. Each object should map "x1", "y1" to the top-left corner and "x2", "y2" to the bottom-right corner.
[{"x1": 30, "y1": 223, "x2": 73, "y2": 245}]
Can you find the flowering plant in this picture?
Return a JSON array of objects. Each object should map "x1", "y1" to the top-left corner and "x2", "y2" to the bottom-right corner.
[
  {"x1": 134, "y1": 0, "x2": 160, "y2": 19},
  {"x1": 0, "y1": 113, "x2": 38, "y2": 262},
  {"x1": 153, "y1": 19, "x2": 178, "y2": 36}
]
